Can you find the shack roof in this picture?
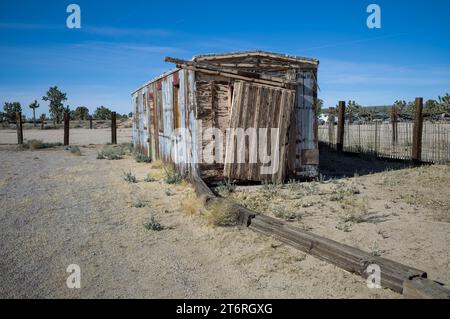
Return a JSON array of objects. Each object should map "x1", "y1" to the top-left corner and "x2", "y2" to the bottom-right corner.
[
  {"x1": 193, "y1": 50, "x2": 319, "y2": 65},
  {"x1": 132, "y1": 50, "x2": 318, "y2": 94}
]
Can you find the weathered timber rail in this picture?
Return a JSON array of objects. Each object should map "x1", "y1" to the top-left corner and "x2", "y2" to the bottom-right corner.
[{"x1": 190, "y1": 174, "x2": 450, "y2": 298}]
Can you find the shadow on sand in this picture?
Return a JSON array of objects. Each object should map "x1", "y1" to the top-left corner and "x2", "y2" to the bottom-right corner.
[{"x1": 319, "y1": 143, "x2": 420, "y2": 179}]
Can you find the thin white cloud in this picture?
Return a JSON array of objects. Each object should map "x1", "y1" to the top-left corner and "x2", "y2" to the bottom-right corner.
[
  {"x1": 83, "y1": 26, "x2": 173, "y2": 37},
  {"x1": 0, "y1": 22, "x2": 173, "y2": 38},
  {"x1": 0, "y1": 22, "x2": 62, "y2": 30}
]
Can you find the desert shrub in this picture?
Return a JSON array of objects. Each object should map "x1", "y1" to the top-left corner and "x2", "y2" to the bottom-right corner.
[
  {"x1": 181, "y1": 196, "x2": 204, "y2": 216},
  {"x1": 330, "y1": 185, "x2": 360, "y2": 202},
  {"x1": 214, "y1": 179, "x2": 236, "y2": 197},
  {"x1": 273, "y1": 207, "x2": 301, "y2": 222},
  {"x1": 144, "y1": 174, "x2": 157, "y2": 182},
  {"x1": 122, "y1": 171, "x2": 137, "y2": 183},
  {"x1": 144, "y1": 216, "x2": 163, "y2": 231},
  {"x1": 28, "y1": 139, "x2": 45, "y2": 149},
  {"x1": 66, "y1": 146, "x2": 82, "y2": 156},
  {"x1": 339, "y1": 197, "x2": 369, "y2": 223},
  {"x1": 204, "y1": 199, "x2": 238, "y2": 227},
  {"x1": 132, "y1": 199, "x2": 145, "y2": 208},
  {"x1": 165, "y1": 189, "x2": 173, "y2": 196},
  {"x1": 21, "y1": 139, "x2": 63, "y2": 150},
  {"x1": 97, "y1": 145, "x2": 124, "y2": 160},
  {"x1": 286, "y1": 180, "x2": 318, "y2": 196},
  {"x1": 163, "y1": 165, "x2": 183, "y2": 184},
  {"x1": 133, "y1": 152, "x2": 151, "y2": 163}
]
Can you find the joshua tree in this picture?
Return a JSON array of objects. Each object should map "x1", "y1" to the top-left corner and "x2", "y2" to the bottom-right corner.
[
  {"x1": 29, "y1": 100, "x2": 40, "y2": 127},
  {"x1": 42, "y1": 86, "x2": 67, "y2": 124},
  {"x1": 3, "y1": 102, "x2": 22, "y2": 122},
  {"x1": 438, "y1": 93, "x2": 450, "y2": 113}
]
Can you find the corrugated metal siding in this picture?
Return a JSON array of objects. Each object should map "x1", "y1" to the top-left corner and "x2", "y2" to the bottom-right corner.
[
  {"x1": 295, "y1": 70, "x2": 318, "y2": 178},
  {"x1": 133, "y1": 69, "x2": 199, "y2": 178}
]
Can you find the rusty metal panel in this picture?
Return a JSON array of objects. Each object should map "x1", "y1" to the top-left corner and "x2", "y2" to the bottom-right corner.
[{"x1": 302, "y1": 149, "x2": 319, "y2": 165}]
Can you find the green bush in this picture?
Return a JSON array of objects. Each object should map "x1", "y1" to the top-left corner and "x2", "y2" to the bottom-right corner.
[
  {"x1": 122, "y1": 171, "x2": 137, "y2": 183},
  {"x1": 163, "y1": 166, "x2": 183, "y2": 184},
  {"x1": 144, "y1": 216, "x2": 163, "y2": 231},
  {"x1": 97, "y1": 145, "x2": 124, "y2": 160},
  {"x1": 214, "y1": 179, "x2": 236, "y2": 197},
  {"x1": 144, "y1": 174, "x2": 157, "y2": 182},
  {"x1": 65, "y1": 146, "x2": 82, "y2": 156},
  {"x1": 133, "y1": 152, "x2": 151, "y2": 163}
]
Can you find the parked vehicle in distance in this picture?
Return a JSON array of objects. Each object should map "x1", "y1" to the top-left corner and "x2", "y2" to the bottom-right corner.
[{"x1": 318, "y1": 113, "x2": 337, "y2": 125}]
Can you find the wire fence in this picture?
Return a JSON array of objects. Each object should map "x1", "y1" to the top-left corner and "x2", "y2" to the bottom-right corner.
[{"x1": 318, "y1": 121, "x2": 450, "y2": 164}]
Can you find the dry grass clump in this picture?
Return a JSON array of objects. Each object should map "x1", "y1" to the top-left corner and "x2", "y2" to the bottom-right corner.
[
  {"x1": 97, "y1": 145, "x2": 124, "y2": 160},
  {"x1": 214, "y1": 179, "x2": 236, "y2": 197},
  {"x1": 329, "y1": 184, "x2": 360, "y2": 202},
  {"x1": 339, "y1": 197, "x2": 369, "y2": 223},
  {"x1": 151, "y1": 160, "x2": 163, "y2": 169},
  {"x1": 19, "y1": 139, "x2": 62, "y2": 150},
  {"x1": 163, "y1": 164, "x2": 183, "y2": 184},
  {"x1": 180, "y1": 196, "x2": 204, "y2": 216},
  {"x1": 273, "y1": 206, "x2": 301, "y2": 222},
  {"x1": 144, "y1": 174, "x2": 157, "y2": 182},
  {"x1": 204, "y1": 198, "x2": 238, "y2": 227}
]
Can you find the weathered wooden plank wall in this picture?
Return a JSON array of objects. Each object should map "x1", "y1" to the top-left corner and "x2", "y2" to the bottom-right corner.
[
  {"x1": 132, "y1": 52, "x2": 319, "y2": 183},
  {"x1": 224, "y1": 81, "x2": 295, "y2": 183}
]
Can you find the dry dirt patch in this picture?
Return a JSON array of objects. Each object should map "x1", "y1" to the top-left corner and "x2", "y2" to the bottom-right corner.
[
  {"x1": 226, "y1": 155, "x2": 450, "y2": 287},
  {"x1": 0, "y1": 145, "x2": 401, "y2": 298}
]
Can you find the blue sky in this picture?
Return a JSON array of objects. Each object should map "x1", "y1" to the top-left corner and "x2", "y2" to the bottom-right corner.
[{"x1": 1, "y1": 0, "x2": 449, "y2": 118}]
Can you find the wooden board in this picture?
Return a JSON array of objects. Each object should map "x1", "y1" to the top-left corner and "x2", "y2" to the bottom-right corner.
[
  {"x1": 224, "y1": 81, "x2": 295, "y2": 183},
  {"x1": 403, "y1": 278, "x2": 450, "y2": 299}
]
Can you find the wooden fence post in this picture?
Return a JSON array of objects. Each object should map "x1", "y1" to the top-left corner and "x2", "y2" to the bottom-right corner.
[
  {"x1": 374, "y1": 121, "x2": 379, "y2": 156},
  {"x1": 412, "y1": 97, "x2": 423, "y2": 162},
  {"x1": 336, "y1": 101, "x2": 346, "y2": 152},
  {"x1": 391, "y1": 106, "x2": 398, "y2": 144},
  {"x1": 328, "y1": 107, "x2": 334, "y2": 146},
  {"x1": 64, "y1": 112, "x2": 69, "y2": 146},
  {"x1": 111, "y1": 112, "x2": 117, "y2": 144},
  {"x1": 89, "y1": 115, "x2": 93, "y2": 129},
  {"x1": 16, "y1": 111, "x2": 23, "y2": 145}
]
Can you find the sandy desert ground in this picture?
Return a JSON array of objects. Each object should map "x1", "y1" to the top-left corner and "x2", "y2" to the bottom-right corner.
[
  {"x1": 0, "y1": 130, "x2": 448, "y2": 298},
  {"x1": 0, "y1": 127, "x2": 132, "y2": 145}
]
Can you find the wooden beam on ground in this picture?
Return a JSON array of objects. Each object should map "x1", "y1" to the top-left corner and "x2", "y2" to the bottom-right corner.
[
  {"x1": 190, "y1": 173, "x2": 216, "y2": 203},
  {"x1": 403, "y1": 278, "x2": 450, "y2": 299},
  {"x1": 248, "y1": 213, "x2": 425, "y2": 293}
]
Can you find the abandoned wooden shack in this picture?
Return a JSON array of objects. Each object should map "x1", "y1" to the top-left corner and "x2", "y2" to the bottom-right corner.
[{"x1": 131, "y1": 51, "x2": 319, "y2": 183}]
